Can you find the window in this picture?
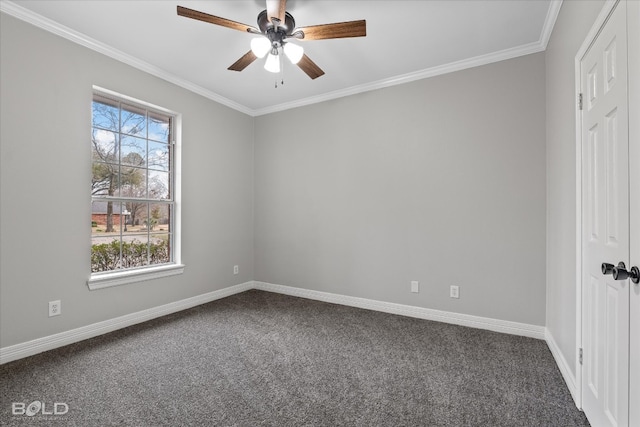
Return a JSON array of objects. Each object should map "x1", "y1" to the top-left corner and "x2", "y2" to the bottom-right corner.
[{"x1": 89, "y1": 88, "x2": 182, "y2": 290}]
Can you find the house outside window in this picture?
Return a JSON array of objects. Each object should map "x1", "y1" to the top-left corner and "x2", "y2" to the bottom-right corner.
[{"x1": 89, "y1": 87, "x2": 182, "y2": 290}]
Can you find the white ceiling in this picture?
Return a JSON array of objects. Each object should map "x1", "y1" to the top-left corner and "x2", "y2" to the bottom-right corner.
[{"x1": 2, "y1": 0, "x2": 560, "y2": 115}]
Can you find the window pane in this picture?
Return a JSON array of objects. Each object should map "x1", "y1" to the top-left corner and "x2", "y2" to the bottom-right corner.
[
  {"x1": 121, "y1": 237, "x2": 149, "y2": 269},
  {"x1": 121, "y1": 135, "x2": 146, "y2": 167},
  {"x1": 92, "y1": 100, "x2": 119, "y2": 131},
  {"x1": 148, "y1": 113, "x2": 170, "y2": 143},
  {"x1": 91, "y1": 235, "x2": 121, "y2": 273},
  {"x1": 119, "y1": 165, "x2": 144, "y2": 194},
  {"x1": 92, "y1": 200, "x2": 110, "y2": 234},
  {"x1": 148, "y1": 141, "x2": 169, "y2": 171},
  {"x1": 121, "y1": 103, "x2": 146, "y2": 137},
  {"x1": 92, "y1": 163, "x2": 119, "y2": 197},
  {"x1": 151, "y1": 203, "x2": 171, "y2": 231},
  {"x1": 149, "y1": 171, "x2": 170, "y2": 200},
  {"x1": 120, "y1": 181, "x2": 147, "y2": 200},
  {"x1": 91, "y1": 200, "x2": 124, "y2": 273},
  {"x1": 91, "y1": 200, "x2": 126, "y2": 233},
  {"x1": 144, "y1": 203, "x2": 170, "y2": 231},
  {"x1": 121, "y1": 202, "x2": 142, "y2": 235},
  {"x1": 149, "y1": 234, "x2": 170, "y2": 266},
  {"x1": 92, "y1": 128, "x2": 118, "y2": 163}
]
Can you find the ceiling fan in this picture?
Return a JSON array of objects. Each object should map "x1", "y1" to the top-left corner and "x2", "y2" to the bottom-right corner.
[{"x1": 177, "y1": 0, "x2": 366, "y2": 80}]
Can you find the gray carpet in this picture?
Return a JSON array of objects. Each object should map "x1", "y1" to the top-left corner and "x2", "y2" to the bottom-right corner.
[{"x1": 1, "y1": 290, "x2": 589, "y2": 426}]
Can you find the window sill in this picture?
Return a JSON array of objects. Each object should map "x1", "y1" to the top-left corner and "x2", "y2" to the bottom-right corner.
[{"x1": 87, "y1": 264, "x2": 185, "y2": 291}]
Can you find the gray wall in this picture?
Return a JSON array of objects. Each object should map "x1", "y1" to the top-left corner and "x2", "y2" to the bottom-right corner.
[
  {"x1": 545, "y1": 0, "x2": 605, "y2": 378},
  {"x1": 0, "y1": 14, "x2": 254, "y2": 348},
  {"x1": 3, "y1": 2, "x2": 580, "y2": 352},
  {"x1": 254, "y1": 53, "x2": 547, "y2": 326}
]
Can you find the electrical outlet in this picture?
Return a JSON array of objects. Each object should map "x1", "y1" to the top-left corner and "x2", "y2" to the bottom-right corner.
[
  {"x1": 410, "y1": 281, "x2": 419, "y2": 293},
  {"x1": 233, "y1": 265, "x2": 239, "y2": 275},
  {"x1": 49, "y1": 300, "x2": 61, "y2": 317},
  {"x1": 450, "y1": 285, "x2": 459, "y2": 299}
]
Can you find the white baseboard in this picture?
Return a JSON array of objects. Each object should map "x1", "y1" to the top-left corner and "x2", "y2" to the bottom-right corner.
[
  {"x1": 545, "y1": 328, "x2": 579, "y2": 407},
  {"x1": 253, "y1": 281, "x2": 546, "y2": 340},
  {"x1": 0, "y1": 281, "x2": 253, "y2": 365},
  {"x1": 1, "y1": 280, "x2": 549, "y2": 365},
  {"x1": 1, "y1": 278, "x2": 584, "y2": 419}
]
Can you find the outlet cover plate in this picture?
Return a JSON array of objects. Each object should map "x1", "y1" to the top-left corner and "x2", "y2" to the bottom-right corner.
[
  {"x1": 49, "y1": 300, "x2": 61, "y2": 317},
  {"x1": 411, "y1": 281, "x2": 419, "y2": 293},
  {"x1": 450, "y1": 285, "x2": 459, "y2": 299}
]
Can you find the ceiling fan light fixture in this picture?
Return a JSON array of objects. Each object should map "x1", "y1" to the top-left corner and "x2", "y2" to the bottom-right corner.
[
  {"x1": 264, "y1": 52, "x2": 280, "y2": 73},
  {"x1": 284, "y1": 43, "x2": 304, "y2": 64},
  {"x1": 250, "y1": 37, "x2": 271, "y2": 58},
  {"x1": 177, "y1": 2, "x2": 366, "y2": 81}
]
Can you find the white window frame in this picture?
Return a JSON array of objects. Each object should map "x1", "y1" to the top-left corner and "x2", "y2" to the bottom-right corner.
[{"x1": 88, "y1": 86, "x2": 183, "y2": 290}]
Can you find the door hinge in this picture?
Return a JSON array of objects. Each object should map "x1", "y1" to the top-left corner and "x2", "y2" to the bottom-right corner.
[
  {"x1": 578, "y1": 93, "x2": 583, "y2": 110},
  {"x1": 579, "y1": 348, "x2": 583, "y2": 365}
]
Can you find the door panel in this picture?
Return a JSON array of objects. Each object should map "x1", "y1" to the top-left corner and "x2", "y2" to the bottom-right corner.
[
  {"x1": 588, "y1": 124, "x2": 600, "y2": 241},
  {"x1": 587, "y1": 274, "x2": 600, "y2": 397},
  {"x1": 605, "y1": 108, "x2": 620, "y2": 246},
  {"x1": 581, "y1": 1, "x2": 630, "y2": 426},
  {"x1": 604, "y1": 283, "x2": 620, "y2": 421}
]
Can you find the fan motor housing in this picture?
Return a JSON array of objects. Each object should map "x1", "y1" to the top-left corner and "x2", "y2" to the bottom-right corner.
[{"x1": 257, "y1": 9, "x2": 296, "y2": 42}]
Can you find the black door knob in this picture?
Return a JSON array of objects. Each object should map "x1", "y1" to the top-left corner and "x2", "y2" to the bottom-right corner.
[
  {"x1": 612, "y1": 263, "x2": 640, "y2": 284},
  {"x1": 602, "y1": 263, "x2": 615, "y2": 275}
]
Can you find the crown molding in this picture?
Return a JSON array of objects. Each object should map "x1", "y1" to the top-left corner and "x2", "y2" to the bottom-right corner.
[
  {"x1": 253, "y1": 0, "x2": 563, "y2": 116},
  {"x1": 0, "y1": 1, "x2": 253, "y2": 116},
  {"x1": 540, "y1": 0, "x2": 563, "y2": 49},
  {"x1": 1, "y1": 0, "x2": 563, "y2": 118},
  {"x1": 253, "y1": 40, "x2": 546, "y2": 116}
]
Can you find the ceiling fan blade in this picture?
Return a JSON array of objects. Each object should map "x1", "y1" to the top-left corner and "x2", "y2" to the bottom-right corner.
[
  {"x1": 177, "y1": 6, "x2": 258, "y2": 33},
  {"x1": 228, "y1": 51, "x2": 258, "y2": 72},
  {"x1": 297, "y1": 54, "x2": 325, "y2": 79},
  {"x1": 266, "y1": 0, "x2": 286, "y2": 25},
  {"x1": 296, "y1": 20, "x2": 366, "y2": 41}
]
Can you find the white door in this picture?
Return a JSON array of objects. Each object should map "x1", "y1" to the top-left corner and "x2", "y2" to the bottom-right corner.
[
  {"x1": 580, "y1": 2, "x2": 632, "y2": 426},
  {"x1": 580, "y1": 1, "x2": 630, "y2": 426}
]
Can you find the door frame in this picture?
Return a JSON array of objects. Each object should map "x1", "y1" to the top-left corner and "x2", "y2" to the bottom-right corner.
[
  {"x1": 574, "y1": 0, "x2": 620, "y2": 412},
  {"x1": 574, "y1": 0, "x2": 640, "y2": 416},
  {"x1": 627, "y1": 0, "x2": 639, "y2": 424}
]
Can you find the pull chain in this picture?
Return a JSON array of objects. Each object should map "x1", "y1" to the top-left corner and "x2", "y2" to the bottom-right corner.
[
  {"x1": 274, "y1": 47, "x2": 285, "y2": 88},
  {"x1": 280, "y1": 48, "x2": 284, "y2": 86}
]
